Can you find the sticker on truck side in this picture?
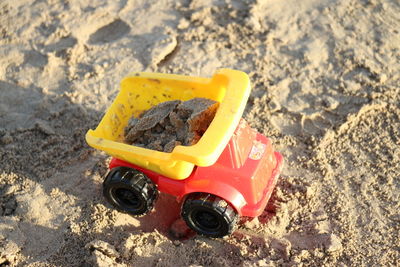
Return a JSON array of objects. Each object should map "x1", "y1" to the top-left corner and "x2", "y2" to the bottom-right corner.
[{"x1": 249, "y1": 141, "x2": 266, "y2": 160}]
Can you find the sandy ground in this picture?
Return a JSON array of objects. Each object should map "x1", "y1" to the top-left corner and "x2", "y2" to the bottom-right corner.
[{"x1": 1, "y1": 0, "x2": 399, "y2": 266}]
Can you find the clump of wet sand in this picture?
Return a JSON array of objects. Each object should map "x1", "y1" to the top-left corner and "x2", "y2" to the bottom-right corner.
[{"x1": 124, "y1": 98, "x2": 219, "y2": 152}]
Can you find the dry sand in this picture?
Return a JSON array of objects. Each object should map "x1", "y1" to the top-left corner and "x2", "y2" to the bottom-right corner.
[{"x1": 0, "y1": 0, "x2": 399, "y2": 266}]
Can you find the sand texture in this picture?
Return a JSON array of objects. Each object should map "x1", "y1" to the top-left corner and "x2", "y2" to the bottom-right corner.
[{"x1": 0, "y1": 0, "x2": 399, "y2": 266}]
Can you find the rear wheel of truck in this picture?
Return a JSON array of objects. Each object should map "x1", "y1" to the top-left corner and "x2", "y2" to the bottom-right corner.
[
  {"x1": 103, "y1": 167, "x2": 158, "y2": 216},
  {"x1": 181, "y1": 193, "x2": 238, "y2": 238}
]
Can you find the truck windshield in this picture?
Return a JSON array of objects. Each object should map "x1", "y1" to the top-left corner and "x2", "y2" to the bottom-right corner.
[{"x1": 230, "y1": 119, "x2": 257, "y2": 168}]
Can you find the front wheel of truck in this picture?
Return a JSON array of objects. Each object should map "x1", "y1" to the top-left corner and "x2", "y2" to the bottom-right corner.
[
  {"x1": 182, "y1": 193, "x2": 238, "y2": 238},
  {"x1": 103, "y1": 167, "x2": 158, "y2": 216}
]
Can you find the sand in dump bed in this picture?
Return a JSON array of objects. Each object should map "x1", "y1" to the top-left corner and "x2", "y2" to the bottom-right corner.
[
  {"x1": 124, "y1": 98, "x2": 219, "y2": 152},
  {"x1": 0, "y1": 0, "x2": 399, "y2": 266}
]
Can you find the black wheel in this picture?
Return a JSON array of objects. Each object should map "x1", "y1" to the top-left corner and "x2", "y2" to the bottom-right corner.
[
  {"x1": 103, "y1": 167, "x2": 158, "y2": 216},
  {"x1": 181, "y1": 193, "x2": 238, "y2": 238}
]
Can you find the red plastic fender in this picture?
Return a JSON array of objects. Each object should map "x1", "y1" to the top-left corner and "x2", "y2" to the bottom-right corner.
[{"x1": 178, "y1": 179, "x2": 247, "y2": 215}]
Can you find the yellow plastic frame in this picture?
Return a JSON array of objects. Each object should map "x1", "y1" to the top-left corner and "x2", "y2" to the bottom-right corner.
[{"x1": 86, "y1": 69, "x2": 251, "y2": 179}]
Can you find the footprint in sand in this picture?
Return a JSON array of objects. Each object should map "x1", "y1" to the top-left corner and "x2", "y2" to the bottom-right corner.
[{"x1": 88, "y1": 19, "x2": 130, "y2": 44}]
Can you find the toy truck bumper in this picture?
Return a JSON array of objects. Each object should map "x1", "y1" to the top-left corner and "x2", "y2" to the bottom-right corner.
[{"x1": 239, "y1": 151, "x2": 283, "y2": 217}]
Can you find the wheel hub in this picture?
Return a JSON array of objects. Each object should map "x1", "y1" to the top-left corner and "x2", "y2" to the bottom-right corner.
[
  {"x1": 115, "y1": 188, "x2": 140, "y2": 208},
  {"x1": 195, "y1": 210, "x2": 220, "y2": 230}
]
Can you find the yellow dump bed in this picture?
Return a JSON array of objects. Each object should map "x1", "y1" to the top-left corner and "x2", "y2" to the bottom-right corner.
[{"x1": 86, "y1": 69, "x2": 251, "y2": 179}]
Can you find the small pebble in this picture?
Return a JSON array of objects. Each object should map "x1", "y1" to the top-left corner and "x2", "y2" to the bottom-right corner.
[
  {"x1": 35, "y1": 120, "x2": 55, "y2": 135},
  {"x1": 1, "y1": 134, "x2": 13, "y2": 144},
  {"x1": 85, "y1": 240, "x2": 120, "y2": 258},
  {"x1": 379, "y1": 73, "x2": 387, "y2": 83},
  {"x1": 326, "y1": 234, "x2": 342, "y2": 253}
]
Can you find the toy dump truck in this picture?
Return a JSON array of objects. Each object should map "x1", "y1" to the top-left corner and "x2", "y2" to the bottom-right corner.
[{"x1": 86, "y1": 69, "x2": 283, "y2": 237}]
